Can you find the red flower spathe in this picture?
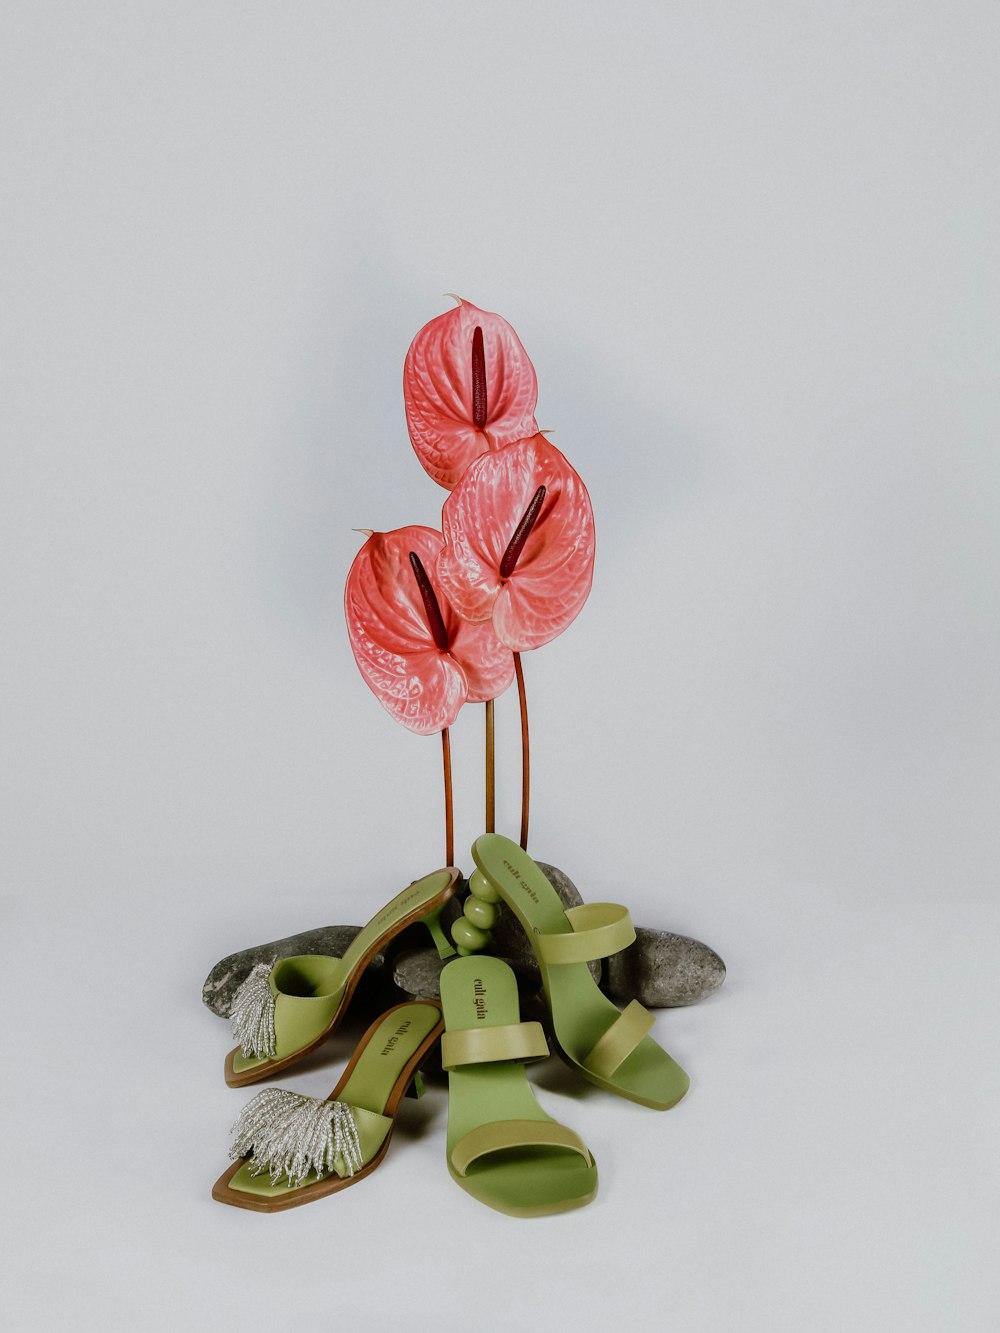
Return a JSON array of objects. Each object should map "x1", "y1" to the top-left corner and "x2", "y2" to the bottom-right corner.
[
  {"x1": 403, "y1": 298, "x2": 539, "y2": 490},
  {"x1": 436, "y1": 435, "x2": 596, "y2": 653},
  {"x1": 345, "y1": 526, "x2": 514, "y2": 736}
]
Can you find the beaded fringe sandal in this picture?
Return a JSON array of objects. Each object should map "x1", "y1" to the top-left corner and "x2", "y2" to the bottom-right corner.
[
  {"x1": 213, "y1": 1000, "x2": 444, "y2": 1210},
  {"x1": 469, "y1": 834, "x2": 689, "y2": 1110},
  {"x1": 440, "y1": 955, "x2": 597, "y2": 1217},
  {"x1": 224, "y1": 868, "x2": 459, "y2": 1087}
]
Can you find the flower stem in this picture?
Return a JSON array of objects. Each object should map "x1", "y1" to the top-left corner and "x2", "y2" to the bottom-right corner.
[
  {"x1": 514, "y1": 653, "x2": 530, "y2": 850},
  {"x1": 485, "y1": 700, "x2": 495, "y2": 833},
  {"x1": 441, "y1": 727, "x2": 454, "y2": 866}
]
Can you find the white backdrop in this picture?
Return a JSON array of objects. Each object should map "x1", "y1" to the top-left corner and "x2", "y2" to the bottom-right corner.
[{"x1": 3, "y1": 3, "x2": 998, "y2": 1329}]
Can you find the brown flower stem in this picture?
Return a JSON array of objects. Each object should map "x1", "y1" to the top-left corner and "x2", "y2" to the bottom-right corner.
[
  {"x1": 514, "y1": 653, "x2": 530, "y2": 851},
  {"x1": 441, "y1": 727, "x2": 454, "y2": 867},
  {"x1": 485, "y1": 700, "x2": 495, "y2": 833}
]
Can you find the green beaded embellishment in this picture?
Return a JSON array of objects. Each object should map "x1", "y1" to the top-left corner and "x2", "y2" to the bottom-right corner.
[
  {"x1": 468, "y1": 869, "x2": 501, "y2": 904},
  {"x1": 451, "y1": 867, "x2": 504, "y2": 955},
  {"x1": 464, "y1": 898, "x2": 498, "y2": 931},
  {"x1": 452, "y1": 917, "x2": 490, "y2": 953}
]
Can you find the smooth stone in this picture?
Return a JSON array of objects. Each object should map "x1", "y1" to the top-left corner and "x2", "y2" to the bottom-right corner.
[
  {"x1": 392, "y1": 946, "x2": 544, "y2": 1002},
  {"x1": 202, "y1": 924, "x2": 386, "y2": 1018},
  {"x1": 603, "y1": 927, "x2": 726, "y2": 1007},
  {"x1": 202, "y1": 872, "x2": 726, "y2": 1017},
  {"x1": 391, "y1": 947, "x2": 448, "y2": 999}
]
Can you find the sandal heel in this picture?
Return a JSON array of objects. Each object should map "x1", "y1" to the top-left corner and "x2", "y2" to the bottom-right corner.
[
  {"x1": 405, "y1": 1070, "x2": 427, "y2": 1101},
  {"x1": 422, "y1": 903, "x2": 458, "y2": 960}
]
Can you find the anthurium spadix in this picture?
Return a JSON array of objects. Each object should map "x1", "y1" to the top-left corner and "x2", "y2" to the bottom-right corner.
[
  {"x1": 436, "y1": 434, "x2": 596, "y2": 652},
  {"x1": 345, "y1": 526, "x2": 514, "y2": 736},
  {"x1": 403, "y1": 298, "x2": 539, "y2": 490}
]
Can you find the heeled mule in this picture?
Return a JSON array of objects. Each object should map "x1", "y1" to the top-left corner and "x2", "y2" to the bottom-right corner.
[
  {"x1": 224, "y1": 868, "x2": 458, "y2": 1087},
  {"x1": 213, "y1": 1000, "x2": 444, "y2": 1210}
]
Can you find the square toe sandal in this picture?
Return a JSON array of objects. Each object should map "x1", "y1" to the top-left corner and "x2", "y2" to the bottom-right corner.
[
  {"x1": 440, "y1": 955, "x2": 598, "y2": 1218},
  {"x1": 212, "y1": 1000, "x2": 444, "y2": 1210},
  {"x1": 224, "y1": 868, "x2": 459, "y2": 1087},
  {"x1": 469, "y1": 834, "x2": 689, "y2": 1111}
]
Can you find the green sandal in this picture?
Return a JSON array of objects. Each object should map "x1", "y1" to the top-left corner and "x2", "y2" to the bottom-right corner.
[
  {"x1": 470, "y1": 834, "x2": 689, "y2": 1110},
  {"x1": 441, "y1": 955, "x2": 598, "y2": 1217},
  {"x1": 213, "y1": 1001, "x2": 444, "y2": 1210},
  {"x1": 224, "y1": 868, "x2": 459, "y2": 1087}
]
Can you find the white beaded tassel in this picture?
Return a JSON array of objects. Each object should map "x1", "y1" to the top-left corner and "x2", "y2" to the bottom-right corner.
[
  {"x1": 229, "y1": 1088, "x2": 364, "y2": 1187},
  {"x1": 229, "y1": 962, "x2": 277, "y2": 1058}
]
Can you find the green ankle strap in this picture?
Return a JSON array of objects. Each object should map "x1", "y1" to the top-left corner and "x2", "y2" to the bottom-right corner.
[
  {"x1": 441, "y1": 1021, "x2": 548, "y2": 1071},
  {"x1": 534, "y1": 903, "x2": 636, "y2": 966},
  {"x1": 450, "y1": 1119, "x2": 594, "y2": 1177}
]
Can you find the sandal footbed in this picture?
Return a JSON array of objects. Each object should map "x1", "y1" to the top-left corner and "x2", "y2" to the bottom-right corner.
[{"x1": 441, "y1": 956, "x2": 598, "y2": 1217}]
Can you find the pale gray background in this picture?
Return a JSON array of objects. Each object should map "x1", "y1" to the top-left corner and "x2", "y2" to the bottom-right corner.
[{"x1": 2, "y1": 2, "x2": 998, "y2": 1329}]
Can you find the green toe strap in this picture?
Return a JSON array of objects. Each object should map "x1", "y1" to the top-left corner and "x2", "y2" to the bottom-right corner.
[
  {"x1": 451, "y1": 1119, "x2": 594, "y2": 1177},
  {"x1": 231, "y1": 960, "x2": 346, "y2": 1073},
  {"x1": 582, "y1": 999, "x2": 655, "y2": 1079},
  {"x1": 271, "y1": 973, "x2": 346, "y2": 1056},
  {"x1": 341, "y1": 1106, "x2": 392, "y2": 1170},
  {"x1": 257, "y1": 1104, "x2": 391, "y2": 1184},
  {"x1": 228, "y1": 1092, "x2": 393, "y2": 1196},
  {"x1": 441, "y1": 1021, "x2": 549, "y2": 1070},
  {"x1": 535, "y1": 903, "x2": 636, "y2": 965}
]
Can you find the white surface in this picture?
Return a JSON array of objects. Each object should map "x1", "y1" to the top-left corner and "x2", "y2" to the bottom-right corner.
[{"x1": 3, "y1": 3, "x2": 998, "y2": 1329}]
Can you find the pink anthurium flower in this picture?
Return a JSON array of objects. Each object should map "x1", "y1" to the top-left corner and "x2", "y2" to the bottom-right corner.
[
  {"x1": 345, "y1": 525, "x2": 514, "y2": 736},
  {"x1": 436, "y1": 434, "x2": 596, "y2": 652},
  {"x1": 403, "y1": 298, "x2": 539, "y2": 490}
]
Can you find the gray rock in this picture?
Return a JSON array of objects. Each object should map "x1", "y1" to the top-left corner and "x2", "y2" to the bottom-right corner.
[
  {"x1": 391, "y1": 922, "x2": 726, "y2": 1011},
  {"x1": 202, "y1": 924, "x2": 388, "y2": 1018},
  {"x1": 392, "y1": 945, "x2": 543, "y2": 1001},
  {"x1": 391, "y1": 946, "x2": 449, "y2": 1000},
  {"x1": 203, "y1": 867, "x2": 726, "y2": 1018},
  {"x1": 603, "y1": 927, "x2": 726, "y2": 1007},
  {"x1": 535, "y1": 861, "x2": 585, "y2": 909}
]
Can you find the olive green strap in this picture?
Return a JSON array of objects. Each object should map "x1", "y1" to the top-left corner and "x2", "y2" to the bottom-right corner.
[
  {"x1": 534, "y1": 903, "x2": 636, "y2": 966},
  {"x1": 582, "y1": 999, "x2": 655, "y2": 1079},
  {"x1": 269, "y1": 987, "x2": 346, "y2": 1060},
  {"x1": 450, "y1": 1119, "x2": 594, "y2": 1177},
  {"x1": 344, "y1": 1106, "x2": 394, "y2": 1172},
  {"x1": 441, "y1": 1021, "x2": 549, "y2": 1071}
]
